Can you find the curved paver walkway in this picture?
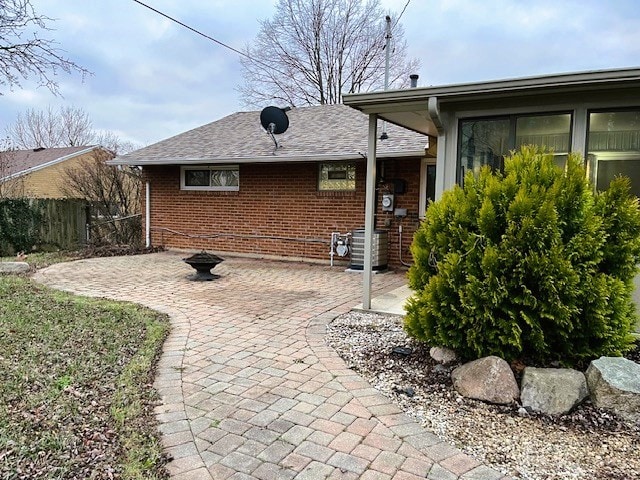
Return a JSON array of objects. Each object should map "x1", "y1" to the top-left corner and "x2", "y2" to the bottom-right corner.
[{"x1": 34, "y1": 252, "x2": 509, "y2": 480}]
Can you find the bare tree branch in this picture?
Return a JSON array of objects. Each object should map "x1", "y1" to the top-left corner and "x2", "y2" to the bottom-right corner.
[
  {"x1": 5, "y1": 106, "x2": 139, "y2": 154},
  {"x1": 61, "y1": 150, "x2": 142, "y2": 246},
  {"x1": 0, "y1": 139, "x2": 25, "y2": 198},
  {"x1": 239, "y1": 0, "x2": 420, "y2": 107},
  {"x1": 0, "y1": 0, "x2": 90, "y2": 95}
]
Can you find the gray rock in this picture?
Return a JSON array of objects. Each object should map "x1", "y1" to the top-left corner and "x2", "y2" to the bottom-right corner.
[
  {"x1": 430, "y1": 346, "x2": 457, "y2": 364},
  {"x1": 521, "y1": 367, "x2": 588, "y2": 415},
  {"x1": 0, "y1": 262, "x2": 30, "y2": 274},
  {"x1": 586, "y1": 356, "x2": 640, "y2": 422},
  {"x1": 451, "y1": 356, "x2": 519, "y2": 405},
  {"x1": 433, "y1": 364, "x2": 452, "y2": 374}
]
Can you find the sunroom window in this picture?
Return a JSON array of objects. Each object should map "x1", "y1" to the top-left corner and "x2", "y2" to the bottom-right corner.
[
  {"x1": 459, "y1": 117, "x2": 510, "y2": 178},
  {"x1": 458, "y1": 113, "x2": 572, "y2": 181},
  {"x1": 181, "y1": 165, "x2": 239, "y2": 191},
  {"x1": 588, "y1": 109, "x2": 640, "y2": 197}
]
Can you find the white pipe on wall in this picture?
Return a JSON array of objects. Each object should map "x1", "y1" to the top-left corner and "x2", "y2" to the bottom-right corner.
[{"x1": 145, "y1": 180, "x2": 151, "y2": 248}]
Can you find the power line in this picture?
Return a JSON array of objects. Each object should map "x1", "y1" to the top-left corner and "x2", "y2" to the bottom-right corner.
[
  {"x1": 393, "y1": 0, "x2": 411, "y2": 30},
  {"x1": 132, "y1": 0, "x2": 296, "y2": 82},
  {"x1": 132, "y1": 0, "x2": 405, "y2": 95},
  {"x1": 131, "y1": 0, "x2": 250, "y2": 60}
]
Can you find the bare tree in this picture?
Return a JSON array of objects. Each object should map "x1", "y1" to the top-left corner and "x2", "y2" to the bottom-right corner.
[
  {"x1": 93, "y1": 130, "x2": 138, "y2": 155},
  {"x1": 239, "y1": 0, "x2": 420, "y2": 107},
  {"x1": 7, "y1": 106, "x2": 94, "y2": 148},
  {"x1": 62, "y1": 149, "x2": 142, "y2": 246},
  {"x1": 0, "y1": 139, "x2": 24, "y2": 198},
  {"x1": 6, "y1": 106, "x2": 140, "y2": 153},
  {"x1": 0, "y1": 0, "x2": 89, "y2": 94}
]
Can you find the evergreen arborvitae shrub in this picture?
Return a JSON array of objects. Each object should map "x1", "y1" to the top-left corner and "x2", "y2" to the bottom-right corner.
[{"x1": 405, "y1": 146, "x2": 640, "y2": 365}]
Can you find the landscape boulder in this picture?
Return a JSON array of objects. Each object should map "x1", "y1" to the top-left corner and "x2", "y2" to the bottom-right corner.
[
  {"x1": 520, "y1": 367, "x2": 588, "y2": 415},
  {"x1": 0, "y1": 262, "x2": 30, "y2": 274},
  {"x1": 586, "y1": 356, "x2": 640, "y2": 422},
  {"x1": 451, "y1": 356, "x2": 519, "y2": 405},
  {"x1": 429, "y1": 346, "x2": 457, "y2": 364}
]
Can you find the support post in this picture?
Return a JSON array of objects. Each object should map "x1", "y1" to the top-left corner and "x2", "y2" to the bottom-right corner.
[{"x1": 363, "y1": 114, "x2": 378, "y2": 309}]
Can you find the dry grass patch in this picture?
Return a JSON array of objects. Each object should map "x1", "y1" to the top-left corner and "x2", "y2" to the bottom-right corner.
[{"x1": 0, "y1": 276, "x2": 170, "y2": 479}]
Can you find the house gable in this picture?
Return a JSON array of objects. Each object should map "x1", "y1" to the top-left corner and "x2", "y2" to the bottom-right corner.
[{"x1": 0, "y1": 146, "x2": 104, "y2": 199}]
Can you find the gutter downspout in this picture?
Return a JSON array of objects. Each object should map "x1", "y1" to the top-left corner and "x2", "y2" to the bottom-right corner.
[
  {"x1": 145, "y1": 180, "x2": 151, "y2": 248},
  {"x1": 428, "y1": 96, "x2": 447, "y2": 200},
  {"x1": 363, "y1": 114, "x2": 378, "y2": 310}
]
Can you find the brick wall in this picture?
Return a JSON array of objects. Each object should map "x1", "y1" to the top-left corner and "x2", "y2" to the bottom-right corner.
[{"x1": 144, "y1": 158, "x2": 422, "y2": 268}]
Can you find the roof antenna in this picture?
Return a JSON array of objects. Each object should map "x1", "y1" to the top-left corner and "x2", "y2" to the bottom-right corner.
[
  {"x1": 380, "y1": 15, "x2": 392, "y2": 141},
  {"x1": 260, "y1": 106, "x2": 290, "y2": 152}
]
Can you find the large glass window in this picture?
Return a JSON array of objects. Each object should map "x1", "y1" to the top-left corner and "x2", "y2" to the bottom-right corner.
[
  {"x1": 458, "y1": 113, "x2": 572, "y2": 181},
  {"x1": 459, "y1": 118, "x2": 510, "y2": 179},
  {"x1": 181, "y1": 165, "x2": 239, "y2": 191},
  {"x1": 515, "y1": 114, "x2": 572, "y2": 153},
  {"x1": 588, "y1": 110, "x2": 640, "y2": 197}
]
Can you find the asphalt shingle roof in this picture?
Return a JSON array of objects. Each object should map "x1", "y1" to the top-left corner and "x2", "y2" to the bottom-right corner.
[
  {"x1": 0, "y1": 146, "x2": 96, "y2": 180},
  {"x1": 114, "y1": 104, "x2": 428, "y2": 165}
]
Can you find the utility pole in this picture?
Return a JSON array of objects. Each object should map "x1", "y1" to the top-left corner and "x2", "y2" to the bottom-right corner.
[
  {"x1": 384, "y1": 15, "x2": 391, "y2": 91},
  {"x1": 380, "y1": 15, "x2": 391, "y2": 140}
]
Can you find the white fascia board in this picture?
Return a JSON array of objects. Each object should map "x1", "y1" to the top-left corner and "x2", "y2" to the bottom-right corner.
[
  {"x1": 0, "y1": 146, "x2": 99, "y2": 182},
  {"x1": 108, "y1": 150, "x2": 426, "y2": 166}
]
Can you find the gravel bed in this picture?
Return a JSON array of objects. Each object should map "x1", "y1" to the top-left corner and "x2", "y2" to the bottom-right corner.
[{"x1": 326, "y1": 311, "x2": 640, "y2": 480}]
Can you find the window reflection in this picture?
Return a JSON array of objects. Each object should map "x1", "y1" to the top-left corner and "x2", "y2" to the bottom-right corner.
[
  {"x1": 458, "y1": 113, "x2": 572, "y2": 181},
  {"x1": 459, "y1": 118, "x2": 510, "y2": 179},
  {"x1": 589, "y1": 110, "x2": 640, "y2": 197}
]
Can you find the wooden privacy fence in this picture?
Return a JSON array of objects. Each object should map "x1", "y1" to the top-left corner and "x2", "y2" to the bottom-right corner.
[
  {"x1": 37, "y1": 198, "x2": 88, "y2": 250},
  {"x1": 0, "y1": 198, "x2": 88, "y2": 255}
]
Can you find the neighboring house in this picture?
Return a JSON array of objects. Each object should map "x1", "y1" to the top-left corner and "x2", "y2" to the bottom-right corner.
[
  {"x1": 342, "y1": 66, "x2": 640, "y2": 306},
  {"x1": 0, "y1": 146, "x2": 103, "y2": 199},
  {"x1": 111, "y1": 104, "x2": 431, "y2": 267}
]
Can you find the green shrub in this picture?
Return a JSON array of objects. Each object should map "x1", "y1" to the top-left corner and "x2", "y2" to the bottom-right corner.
[
  {"x1": 405, "y1": 146, "x2": 640, "y2": 365},
  {"x1": 0, "y1": 198, "x2": 42, "y2": 255}
]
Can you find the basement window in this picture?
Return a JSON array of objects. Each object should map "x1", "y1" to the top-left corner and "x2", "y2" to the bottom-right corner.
[
  {"x1": 181, "y1": 165, "x2": 239, "y2": 191},
  {"x1": 318, "y1": 162, "x2": 356, "y2": 191}
]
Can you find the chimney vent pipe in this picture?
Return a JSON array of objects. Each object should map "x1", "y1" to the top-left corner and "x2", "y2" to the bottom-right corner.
[{"x1": 410, "y1": 74, "x2": 419, "y2": 88}]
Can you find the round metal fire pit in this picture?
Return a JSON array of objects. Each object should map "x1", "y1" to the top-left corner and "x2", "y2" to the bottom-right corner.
[{"x1": 183, "y1": 251, "x2": 224, "y2": 281}]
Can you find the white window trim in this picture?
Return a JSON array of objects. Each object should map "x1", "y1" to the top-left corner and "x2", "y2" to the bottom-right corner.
[{"x1": 180, "y1": 165, "x2": 239, "y2": 191}]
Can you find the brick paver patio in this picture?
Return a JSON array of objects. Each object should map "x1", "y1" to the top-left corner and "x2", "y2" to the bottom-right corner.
[{"x1": 34, "y1": 251, "x2": 510, "y2": 480}]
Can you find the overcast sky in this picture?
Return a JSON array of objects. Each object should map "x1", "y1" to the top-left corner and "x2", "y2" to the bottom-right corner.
[{"x1": 2, "y1": 0, "x2": 639, "y2": 147}]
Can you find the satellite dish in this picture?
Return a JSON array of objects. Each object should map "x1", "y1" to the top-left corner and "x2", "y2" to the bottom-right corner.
[{"x1": 260, "y1": 106, "x2": 290, "y2": 135}]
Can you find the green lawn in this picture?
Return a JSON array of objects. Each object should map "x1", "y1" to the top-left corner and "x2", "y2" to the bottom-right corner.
[{"x1": 0, "y1": 275, "x2": 170, "y2": 479}]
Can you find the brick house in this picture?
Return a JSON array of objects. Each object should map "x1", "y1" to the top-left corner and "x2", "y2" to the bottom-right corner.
[
  {"x1": 111, "y1": 104, "x2": 431, "y2": 268},
  {"x1": 0, "y1": 146, "x2": 104, "y2": 199}
]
